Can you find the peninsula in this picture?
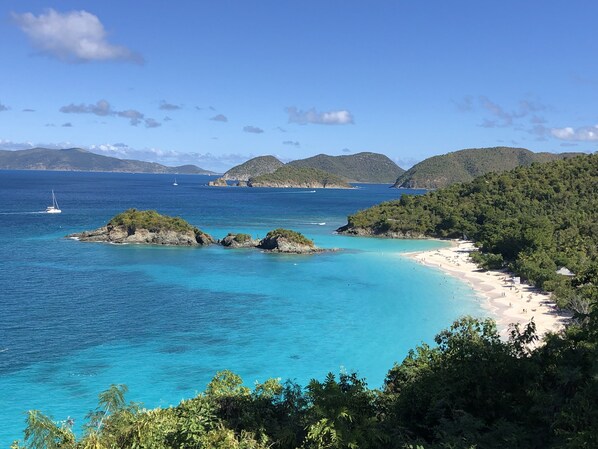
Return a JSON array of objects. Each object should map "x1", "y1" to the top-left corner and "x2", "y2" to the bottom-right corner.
[{"x1": 68, "y1": 209, "x2": 214, "y2": 246}]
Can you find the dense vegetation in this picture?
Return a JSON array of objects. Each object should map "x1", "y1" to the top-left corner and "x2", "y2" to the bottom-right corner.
[
  {"x1": 262, "y1": 228, "x2": 315, "y2": 247},
  {"x1": 0, "y1": 148, "x2": 212, "y2": 174},
  {"x1": 344, "y1": 154, "x2": 598, "y2": 308},
  {"x1": 393, "y1": 147, "x2": 582, "y2": 189},
  {"x1": 288, "y1": 152, "x2": 404, "y2": 183},
  {"x1": 222, "y1": 156, "x2": 284, "y2": 181},
  {"x1": 249, "y1": 166, "x2": 351, "y2": 188},
  {"x1": 108, "y1": 209, "x2": 206, "y2": 238}
]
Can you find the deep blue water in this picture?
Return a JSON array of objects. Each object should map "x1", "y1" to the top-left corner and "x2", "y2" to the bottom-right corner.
[{"x1": 0, "y1": 170, "x2": 483, "y2": 445}]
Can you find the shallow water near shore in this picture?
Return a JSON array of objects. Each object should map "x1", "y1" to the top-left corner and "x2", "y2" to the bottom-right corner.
[{"x1": 0, "y1": 170, "x2": 483, "y2": 444}]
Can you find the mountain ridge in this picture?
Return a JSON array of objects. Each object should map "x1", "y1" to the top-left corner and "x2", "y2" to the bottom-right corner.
[
  {"x1": 0, "y1": 148, "x2": 216, "y2": 174},
  {"x1": 394, "y1": 147, "x2": 585, "y2": 189}
]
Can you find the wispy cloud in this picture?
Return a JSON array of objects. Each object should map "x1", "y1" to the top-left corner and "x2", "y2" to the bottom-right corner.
[
  {"x1": 12, "y1": 9, "x2": 142, "y2": 63},
  {"x1": 0, "y1": 102, "x2": 10, "y2": 112},
  {"x1": 458, "y1": 95, "x2": 548, "y2": 129},
  {"x1": 286, "y1": 107, "x2": 354, "y2": 125},
  {"x1": 62, "y1": 122, "x2": 72, "y2": 127},
  {"x1": 282, "y1": 140, "x2": 300, "y2": 147},
  {"x1": 23, "y1": 108, "x2": 35, "y2": 112},
  {"x1": 144, "y1": 118, "x2": 161, "y2": 128},
  {"x1": 117, "y1": 109, "x2": 144, "y2": 126},
  {"x1": 210, "y1": 114, "x2": 228, "y2": 122},
  {"x1": 341, "y1": 148, "x2": 351, "y2": 153},
  {"x1": 243, "y1": 125, "x2": 264, "y2": 134},
  {"x1": 551, "y1": 125, "x2": 598, "y2": 141},
  {"x1": 60, "y1": 99, "x2": 161, "y2": 128},
  {"x1": 60, "y1": 99, "x2": 113, "y2": 116},
  {"x1": 159, "y1": 101, "x2": 181, "y2": 111}
]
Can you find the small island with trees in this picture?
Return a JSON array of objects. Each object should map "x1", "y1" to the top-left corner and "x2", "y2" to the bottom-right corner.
[{"x1": 68, "y1": 210, "x2": 326, "y2": 254}]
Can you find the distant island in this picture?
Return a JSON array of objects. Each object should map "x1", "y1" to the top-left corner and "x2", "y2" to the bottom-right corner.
[
  {"x1": 221, "y1": 155, "x2": 284, "y2": 181},
  {"x1": 0, "y1": 148, "x2": 216, "y2": 175},
  {"x1": 210, "y1": 152, "x2": 404, "y2": 187},
  {"x1": 393, "y1": 146, "x2": 584, "y2": 189},
  {"x1": 248, "y1": 166, "x2": 352, "y2": 189}
]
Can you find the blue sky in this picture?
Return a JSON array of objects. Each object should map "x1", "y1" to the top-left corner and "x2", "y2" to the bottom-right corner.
[{"x1": 1, "y1": 1, "x2": 597, "y2": 171}]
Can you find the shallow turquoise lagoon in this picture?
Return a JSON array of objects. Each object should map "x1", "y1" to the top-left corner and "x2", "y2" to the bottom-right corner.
[{"x1": 0, "y1": 171, "x2": 483, "y2": 445}]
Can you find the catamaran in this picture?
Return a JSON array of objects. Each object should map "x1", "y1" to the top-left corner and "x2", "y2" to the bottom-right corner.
[{"x1": 46, "y1": 190, "x2": 61, "y2": 214}]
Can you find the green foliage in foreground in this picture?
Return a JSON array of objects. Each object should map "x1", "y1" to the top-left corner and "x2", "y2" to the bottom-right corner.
[
  {"x1": 249, "y1": 166, "x2": 352, "y2": 188},
  {"x1": 264, "y1": 228, "x2": 315, "y2": 247},
  {"x1": 16, "y1": 313, "x2": 598, "y2": 449},
  {"x1": 345, "y1": 153, "x2": 598, "y2": 308},
  {"x1": 108, "y1": 209, "x2": 199, "y2": 235}
]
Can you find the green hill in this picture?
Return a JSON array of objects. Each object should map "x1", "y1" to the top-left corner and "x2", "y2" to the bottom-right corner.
[
  {"x1": 248, "y1": 165, "x2": 352, "y2": 188},
  {"x1": 0, "y1": 148, "x2": 215, "y2": 174},
  {"x1": 394, "y1": 147, "x2": 584, "y2": 189},
  {"x1": 288, "y1": 152, "x2": 403, "y2": 183},
  {"x1": 221, "y1": 155, "x2": 284, "y2": 181},
  {"x1": 340, "y1": 153, "x2": 598, "y2": 307}
]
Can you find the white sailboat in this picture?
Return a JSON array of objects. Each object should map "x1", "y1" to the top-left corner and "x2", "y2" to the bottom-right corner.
[
  {"x1": 173, "y1": 178, "x2": 178, "y2": 186},
  {"x1": 46, "y1": 190, "x2": 61, "y2": 214}
]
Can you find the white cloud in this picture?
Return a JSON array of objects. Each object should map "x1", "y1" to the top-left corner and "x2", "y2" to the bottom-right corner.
[
  {"x1": 551, "y1": 125, "x2": 598, "y2": 141},
  {"x1": 282, "y1": 140, "x2": 300, "y2": 147},
  {"x1": 286, "y1": 107, "x2": 354, "y2": 125},
  {"x1": 13, "y1": 9, "x2": 142, "y2": 63}
]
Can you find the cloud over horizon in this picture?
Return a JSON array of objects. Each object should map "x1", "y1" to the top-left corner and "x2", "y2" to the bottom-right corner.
[
  {"x1": 13, "y1": 9, "x2": 142, "y2": 63},
  {"x1": 286, "y1": 107, "x2": 354, "y2": 125},
  {"x1": 0, "y1": 102, "x2": 10, "y2": 111},
  {"x1": 551, "y1": 125, "x2": 598, "y2": 141}
]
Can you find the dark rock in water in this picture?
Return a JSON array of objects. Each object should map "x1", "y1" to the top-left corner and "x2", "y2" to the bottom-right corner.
[
  {"x1": 219, "y1": 233, "x2": 259, "y2": 248},
  {"x1": 208, "y1": 177, "x2": 228, "y2": 186},
  {"x1": 256, "y1": 228, "x2": 323, "y2": 254}
]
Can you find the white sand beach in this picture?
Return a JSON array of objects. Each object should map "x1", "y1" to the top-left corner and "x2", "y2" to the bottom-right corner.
[{"x1": 404, "y1": 240, "x2": 571, "y2": 340}]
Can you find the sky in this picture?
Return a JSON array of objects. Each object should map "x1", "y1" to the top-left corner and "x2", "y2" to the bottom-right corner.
[{"x1": 1, "y1": 1, "x2": 597, "y2": 172}]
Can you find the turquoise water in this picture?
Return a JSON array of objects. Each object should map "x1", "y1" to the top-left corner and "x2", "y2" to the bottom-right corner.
[{"x1": 0, "y1": 171, "x2": 483, "y2": 445}]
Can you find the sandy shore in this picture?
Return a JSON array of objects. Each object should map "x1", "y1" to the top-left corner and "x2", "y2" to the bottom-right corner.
[{"x1": 403, "y1": 240, "x2": 571, "y2": 340}]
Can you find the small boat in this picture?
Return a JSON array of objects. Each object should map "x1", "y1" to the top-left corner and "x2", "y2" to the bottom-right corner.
[
  {"x1": 46, "y1": 190, "x2": 61, "y2": 214},
  {"x1": 173, "y1": 178, "x2": 178, "y2": 186}
]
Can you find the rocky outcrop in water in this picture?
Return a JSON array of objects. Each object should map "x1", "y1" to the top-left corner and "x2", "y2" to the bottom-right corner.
[
  {"x1": 256, "y1": 229, "x2": 323, "y2": 254},
  {"x1": 219, "y1": 233, "x2": 260, "y2": 248},
  {"x1": 67, "y1": 209, "x2": 214, "y2": 246}
]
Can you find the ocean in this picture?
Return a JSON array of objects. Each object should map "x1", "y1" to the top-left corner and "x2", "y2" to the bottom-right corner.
[{"x1": 0, "y1": 170, "x2": 483, "y2": 445}]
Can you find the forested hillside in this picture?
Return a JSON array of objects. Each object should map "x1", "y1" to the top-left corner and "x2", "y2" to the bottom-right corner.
[
  {"x1": 393, "y1": 147, "x2": 583, "y2": 189},
  {"x1": 221, "y1": 156, "x2": 284, "y2": 181},
  {"x1": 342, "y1": 153, "x2": 598, "y2": 309},
  {"x1": 288, "y1": 152, "x2": 404, "y2": 183}
]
